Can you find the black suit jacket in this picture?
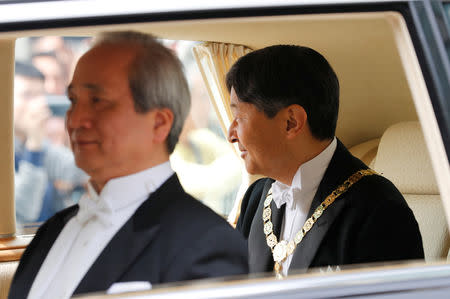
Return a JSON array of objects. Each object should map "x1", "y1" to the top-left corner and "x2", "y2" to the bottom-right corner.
[
  {"x1": 237, "y1": 140, "x2": 424, "y2": 273},
  {"x1": 9, "y1": 174, "x2": 248, "y2": 298}
]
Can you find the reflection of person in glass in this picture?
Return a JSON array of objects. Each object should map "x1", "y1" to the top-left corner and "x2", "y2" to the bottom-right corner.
[
  {"x1": 171, "y1": 64, "x2": 242, "y2": 216},
  {"x1": 13, "y1": 62, "x2": 87, "y2": 223},
  {"x1": 9, "y1": 31, "x2": 248, "y2": 299},
  {"x1": 32, "y1": 36, "x2": 75, "y2": 77},
  {"x1": 228, "y1": 45, "x2": 424, "y2": 277},
  {"x1": 31, "y1": 51, "x2": 68, "y2": 95}
]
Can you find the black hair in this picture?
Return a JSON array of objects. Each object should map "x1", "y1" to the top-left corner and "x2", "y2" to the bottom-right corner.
[
  {"x1": 226, "y1": 45, "x2": 339, "y2": 140},
  {"x1": 15, "y1": 61, "x2": 45, "y2": 80}
]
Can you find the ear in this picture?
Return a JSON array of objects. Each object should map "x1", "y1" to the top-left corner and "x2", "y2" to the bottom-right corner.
[
  {"x1": 152, "y1": 108, "x2": 174, "y2": 144},
  {"x1": 285, "y1": 104, "x2": 307, "y2": 139}
]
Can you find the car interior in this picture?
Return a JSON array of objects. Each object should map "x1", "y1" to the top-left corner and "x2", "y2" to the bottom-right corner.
[{"x1": 0, "y1": 5, "x2": 449, "y2": 298}]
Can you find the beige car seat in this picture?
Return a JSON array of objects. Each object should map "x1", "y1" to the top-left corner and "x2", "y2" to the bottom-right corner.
[
  {"x1": 373, "y1": 121, "x2": 449, "y2": 261},
  {"x1": 349, "y1": 138, "x2": 380, "y2": 167}
]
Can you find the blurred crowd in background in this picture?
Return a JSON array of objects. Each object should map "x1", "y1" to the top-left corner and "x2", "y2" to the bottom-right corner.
[
  {"x1": 14, "y1": 36, "x2": 242, "y2": 225},
  {"x1": 14, "y1": 36, "x2": 91, "y2": 225}
]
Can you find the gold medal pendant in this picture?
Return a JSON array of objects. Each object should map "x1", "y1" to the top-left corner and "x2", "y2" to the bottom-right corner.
[{"x1": 273, "y1": 240, "x2": 287, "y2": 262}]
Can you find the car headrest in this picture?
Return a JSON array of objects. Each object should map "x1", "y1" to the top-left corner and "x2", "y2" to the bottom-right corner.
[
  {"x1": 348, "y1": 138, "x2": 380, "y2": 167},
  {"x1": 373, "y1": 121, "x2": 438, "y2": 195}
]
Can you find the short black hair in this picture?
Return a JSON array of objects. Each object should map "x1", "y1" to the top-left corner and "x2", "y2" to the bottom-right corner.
[
  {"x1": 15, "y1": 61, "x2": 45, "y2": 80},
  {"x1": 226, "y1": 45, "x2": 339, "y2": 140}
]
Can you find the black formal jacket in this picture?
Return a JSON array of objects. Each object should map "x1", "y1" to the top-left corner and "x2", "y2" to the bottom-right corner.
[
  {"x1": 9, "y1": 174, "x2": 248, "y2": 298},
  {"x1": 237, "y1": 140, "x2": 424, "y2": 274}
]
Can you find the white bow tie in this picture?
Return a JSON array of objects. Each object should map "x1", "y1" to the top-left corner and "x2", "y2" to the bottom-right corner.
[
  {"x1": 76, "y1": 194, "x2": 114, "y2": 226},
  {"x1": 271, "y1": 183, "x2": 300, "y2": 210}
]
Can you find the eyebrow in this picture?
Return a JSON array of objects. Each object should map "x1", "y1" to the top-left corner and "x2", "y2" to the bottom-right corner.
[{"x1": 67, "y1": 83, "x2": 104, "y2": 94}]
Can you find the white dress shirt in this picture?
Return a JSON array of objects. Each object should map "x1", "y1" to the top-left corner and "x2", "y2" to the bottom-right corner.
[
  {"x1": 27, "y1": 161, "x2": 174, "y2": 299},
  {"x1": 271, "y1": 138, "x2": 337, "y2": 276}
]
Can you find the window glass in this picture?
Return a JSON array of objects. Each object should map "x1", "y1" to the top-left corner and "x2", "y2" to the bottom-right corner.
[
  {"x1": 14, "y1": 37, "x2": 91, "y2": 231},
  {"x1": 166, "y1": 40, "x2": 242, "y2": 217},
  {"x1": 14, "y1": 37, "x2": 241, "y2": 231}
]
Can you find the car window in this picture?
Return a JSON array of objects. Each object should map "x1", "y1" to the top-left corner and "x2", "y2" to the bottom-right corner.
[
  {"x1": 0, "y1": 2, "x2": 448, "y2": 298},
  {"x1": 14, "y1": 37, "x2": 241, "y2": 231}
]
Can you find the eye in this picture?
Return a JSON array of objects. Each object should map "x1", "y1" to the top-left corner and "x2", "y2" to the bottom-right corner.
[{"x1": 92, "y1": 97, "x2": 101, "y2": 104}]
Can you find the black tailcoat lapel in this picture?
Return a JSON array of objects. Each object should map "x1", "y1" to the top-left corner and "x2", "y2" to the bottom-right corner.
[
  {"x1": 8, "y1": 206, "x2": 78, "y2": 299},
  {"x1": 74, "y1": 174, "x2": 181, "y2": 294},
  {"x1": 289, "y1": 139, "x2": 367, "y2": 270},
  {"x1": 248, "y1": 179, "x2": 285, "y2": 273}
]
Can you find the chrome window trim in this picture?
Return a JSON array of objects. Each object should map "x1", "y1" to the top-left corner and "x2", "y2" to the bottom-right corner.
[{"x1": 0, "y1": 0, "x2": 407, "y2": 25}]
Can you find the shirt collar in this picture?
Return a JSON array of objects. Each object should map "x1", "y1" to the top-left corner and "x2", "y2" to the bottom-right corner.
[
  {"x1": 272, "y1": 137, "x2": 337, "y2": 210},
  {"x1": 87, "y1": 161, "x2": 174, "y2": 212}
]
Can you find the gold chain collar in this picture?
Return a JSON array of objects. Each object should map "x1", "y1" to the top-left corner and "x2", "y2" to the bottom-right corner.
[{"x1": 262, "y1": 168, "x2": 377, "y2": 278}]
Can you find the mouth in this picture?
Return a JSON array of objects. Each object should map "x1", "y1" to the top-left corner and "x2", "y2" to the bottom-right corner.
[
  {"x1": 238, "y1": 145, "x2": 248, "y2": 158},
  {"x1": 72, "y1": 140, "x2": 99, "y2": 148},
  {"x1": 70, "y1": 131, "x2": 99, "y2": 147}
]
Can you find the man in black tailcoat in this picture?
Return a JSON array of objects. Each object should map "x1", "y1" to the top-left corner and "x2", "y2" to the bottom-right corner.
[{"x1": 226, "y1": 45, "x2": 423, "y2": 277}]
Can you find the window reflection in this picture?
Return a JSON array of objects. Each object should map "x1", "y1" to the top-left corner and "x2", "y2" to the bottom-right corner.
[{"x1": 168, "y1": 40, "x2": 242, "y2": 217}]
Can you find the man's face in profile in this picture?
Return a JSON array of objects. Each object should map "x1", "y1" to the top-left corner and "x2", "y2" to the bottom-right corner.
[
  {"x1": 227, "y1": 88, "x2": 285, "y2": 177},
  {"x1": 66, "y1": 44, "x2": 157, "y2": 185}
]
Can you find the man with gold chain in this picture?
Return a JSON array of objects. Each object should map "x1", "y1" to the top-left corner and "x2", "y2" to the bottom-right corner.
[{"x1": 226, "y1": 45, "x2": 424, "y2": 277}]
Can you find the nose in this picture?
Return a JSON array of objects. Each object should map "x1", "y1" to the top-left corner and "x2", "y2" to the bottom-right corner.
[
  {"x1": 227, "y1": 119, "x2": 238, "y2": 144},
  {"x1": 66, "y1": 100, "x2": 93, "y2": 130}
]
